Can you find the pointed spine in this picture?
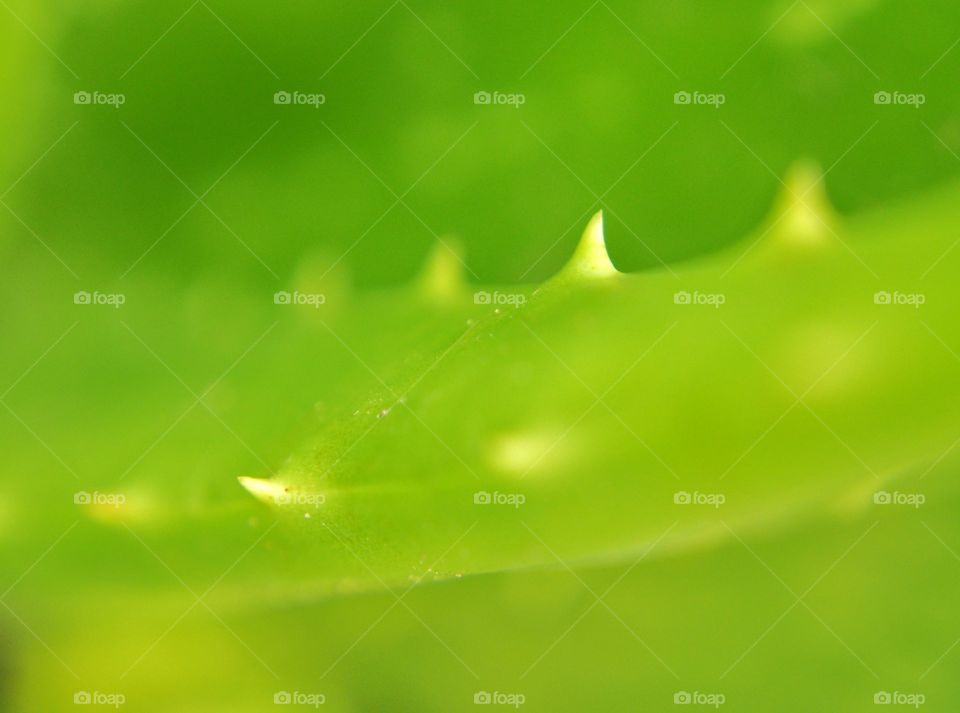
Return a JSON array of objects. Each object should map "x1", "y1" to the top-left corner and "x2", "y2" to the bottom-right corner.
[
  {"x1": 417, "y1": 239, "x2": 469, "y2": 303},
  {"x1": 238, "y1": 476, "x2": 287, "y2": 506},
  {"x1": 558, "y1": 211, "x2": 617, "y2": 280},
  {"x1": 768, "y1": 160, "x2": 838, "y2": 250}
]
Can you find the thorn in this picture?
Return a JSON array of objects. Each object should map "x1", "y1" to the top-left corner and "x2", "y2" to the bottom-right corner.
[
  {"x1": 417, "y1": 239, "x2": 468, "y2": 302},
  {"x1": 560, "y1": 211, "x2": 617, "y2": 279},
  {"x1": 770, "y1": 160, "x2": 838, "y2": 249},
  {"x1": 238, "y1": 476, "x2": 286, "y2": 506}
]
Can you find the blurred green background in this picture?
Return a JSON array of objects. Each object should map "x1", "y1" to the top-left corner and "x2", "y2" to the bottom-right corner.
[
  {"x1": 2, "y1": 0, "x2": 960, "y2": 711},
  {"x1": 3, "y1": 0, "x2": 960, "y2": 285}
]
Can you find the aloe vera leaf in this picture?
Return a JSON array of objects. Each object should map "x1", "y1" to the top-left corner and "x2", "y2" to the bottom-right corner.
[{"x1": 219, "y1": 166, "x2": 960, "y2": 602}]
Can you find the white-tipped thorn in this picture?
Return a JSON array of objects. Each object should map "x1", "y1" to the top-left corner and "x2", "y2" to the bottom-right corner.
[
  {"x1": 238, "y1": 476, "x2": 286, "y2": 506},
  {"x1": 561, "y1": 211, "x2": 617, "y2": 279}
]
